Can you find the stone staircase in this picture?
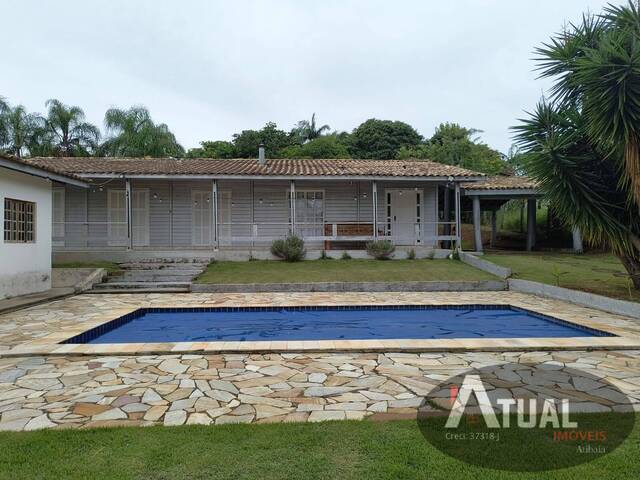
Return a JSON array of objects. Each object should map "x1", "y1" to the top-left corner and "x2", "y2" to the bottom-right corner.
[{"x1": 90, "y1": 258, "x2": 210, "y2": 293}]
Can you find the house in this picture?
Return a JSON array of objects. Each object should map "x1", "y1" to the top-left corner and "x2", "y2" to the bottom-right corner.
[
  {"x1": 0, "y1": 154, "x2": 88, "y2": 298},
  {"x1": 24, "y1": 150, "x2": 491, "y2": 262}
]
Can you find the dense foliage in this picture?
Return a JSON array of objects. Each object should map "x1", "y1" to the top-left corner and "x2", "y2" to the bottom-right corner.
[
  {"x1": 349, "y1": 119, "x2": 422, "y2": 159},
  {"x1": 270, "y1": 235, "x2": 306, "y2": 262},
  {"x1": 514, "y1": 1, "x2": 640, "y2": 288},
  {"x1": 398, "y1": 122, "x2": 510, "y2": 174},
  {"x1": 366, "y1": 240, "x2": 396, "y2": 260}
]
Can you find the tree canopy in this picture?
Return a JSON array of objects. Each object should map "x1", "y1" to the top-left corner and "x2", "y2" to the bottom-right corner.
[
  {"x1": 100, "y1": 106, "x2": 184, "y2": 157},
  {"x1": 349, "y1": 119, "x2": 422, "y2": 159},
  {"x1": 44, "y1": 99, "x2": 100, "y2": 156},
  {"x1": 514, "y1": 2, "x2": 640, "y2": 288},
  {"x1": 397, "y1": 122, "x2": 510, "y2": 175}
]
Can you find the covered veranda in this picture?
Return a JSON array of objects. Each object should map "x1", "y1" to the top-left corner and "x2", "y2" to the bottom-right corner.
[{"x1": 461, "y1": 176, "x2": 583, "y2": 254}]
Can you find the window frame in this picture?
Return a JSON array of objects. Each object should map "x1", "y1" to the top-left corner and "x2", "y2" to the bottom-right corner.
[{"x1": 4, "y1": 197, "x2": 37, "y2": 244}]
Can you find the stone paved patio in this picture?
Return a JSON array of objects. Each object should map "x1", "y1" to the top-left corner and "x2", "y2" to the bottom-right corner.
[
  {"x1": 1, "y1": 350, "x2": 639, "y2": 431},
  {"x1": 1, "y1": 292, "x2": 639, "y2": 431},
  {"x1": 2, "y1": 292, "x2": 640, "y2": 355}
]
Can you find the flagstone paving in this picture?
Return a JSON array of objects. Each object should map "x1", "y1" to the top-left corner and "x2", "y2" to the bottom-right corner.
[
  {"x1": 0, "y1": 350, "x2": 639, "y2": 431},
  {"x1": 0, "y1": 292, "x2": 639, "y2": 430}
]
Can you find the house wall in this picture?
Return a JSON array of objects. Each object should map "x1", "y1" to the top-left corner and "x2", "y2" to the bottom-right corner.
[
  {"x1": 54, "y1": 179, "x2": 439, "y2": 252},
  {"x1": 0, "y1": 168, "x2": 52, "y2": 299}
]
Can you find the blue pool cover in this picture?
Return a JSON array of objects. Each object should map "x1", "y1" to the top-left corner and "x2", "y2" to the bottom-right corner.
[{"x1": 64, "y1": 305, "x2": 611, "y2": 344}]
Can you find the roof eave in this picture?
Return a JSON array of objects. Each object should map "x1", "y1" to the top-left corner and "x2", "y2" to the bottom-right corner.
[
  {"x1": 72, "y1": 173, "x2": 486, "y2": 182},
  {"x1": 0, "y1": 157, "x2": 89, "y2": 188}
]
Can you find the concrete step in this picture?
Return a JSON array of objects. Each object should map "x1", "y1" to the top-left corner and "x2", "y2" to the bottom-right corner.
[
  {"x1": 110, "y1": 274, "x2": 199, "y2": 283},
  {"x1": 119, "y1": 262, "x2": 209, "y2": 270},
  {"x1": 87, "y1": 287, "x2": 191, "y2": 294},
  {"x1": 93, "y1": 281, "x2": 192, "y2": 290},
  {"x1": 117, "y1": 269, "x2": 202, "y2": 278}
]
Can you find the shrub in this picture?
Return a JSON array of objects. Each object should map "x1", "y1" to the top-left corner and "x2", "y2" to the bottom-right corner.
[
  {"x1": 319, "y1": 250, "x2": 332, "y2": 260},
  {"x1": 271, "y1": 235, "x2": 306, "y2": 262},
  {"x1": 406, "y1": 249, "x2": 416, "y2": 260},
  {"x1": 366, "y1": 240, "x2": 395, "y2": 260},
  {"x1": 341, "y1": 251, "x2": 352, "y2": 260}
]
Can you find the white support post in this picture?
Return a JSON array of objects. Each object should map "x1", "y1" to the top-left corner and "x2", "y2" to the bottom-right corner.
[
  {"x1": 212, "y1": 180, "x2": 218, "y2": 248},
  {"x1": 572, "y1": 226, "x2": 583, "y2": 254},
  {"x1": 125, "y1": 178, "x2": 133, "y2": 250},
  {"x1": 490, "y1": 210, "x2": 497, "y2": 248},
  {"x1": 472, "y1": 195, "x2": 483, "y2": 253},
  {"x1": 454, "y1": 183, "x2": 462, "y2": 250},
  {"x1": 289, "y1": 180, "x2": 296, "y2": 236},
  {"x1": 372, "y1": 181, "x2": 378, "y2": 239},
  {"x1": 526, "y1": 198, "x2": 536, "y2": 251}
]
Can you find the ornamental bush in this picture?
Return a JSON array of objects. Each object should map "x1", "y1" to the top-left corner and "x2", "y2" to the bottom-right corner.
[
  {"x1": 271, "y1": 235, "x2": 306, "y2": 262},
  {"x1": 366, "y1": 240, "x2": 395, "y2": 260}
]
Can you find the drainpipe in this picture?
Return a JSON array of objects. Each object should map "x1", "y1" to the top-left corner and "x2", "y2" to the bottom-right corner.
[
  {"x1": 372, "y1": 181, "x2": 378, "y2": 239},
  {"x1": 212, "y1": 180, "x2": 218, "y2": 249},
  {"x1": 290, "y1": 180, "x2": 296, "y2": 235},
  {"x1": 454, "y1": 183, "x2": 461, "y2": 250}
]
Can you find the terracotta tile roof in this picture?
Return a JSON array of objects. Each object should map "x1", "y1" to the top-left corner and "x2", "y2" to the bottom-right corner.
[
  {"x1": 24, "y1": 157, "x2": 484, "y2": 179},
  {"x1": 0, "y1": 152, "x2": 86, "y2": 183},
  {"x1": 461, "y1": 175, "x2": 540, "y2": 191}
]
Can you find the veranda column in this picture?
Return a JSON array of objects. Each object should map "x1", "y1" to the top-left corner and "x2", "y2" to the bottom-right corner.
[
  {"x1": 472, "y1": 195, "x2": 483, "y2": 253},
  {"x1": 490, "y1": 210, "x2": 498, "y2": 248},
  {"x1": 125, "y1": 178, "x2": 133, "y2": 250},
  {"x1": 212, "y1": 180, "x2": 218, "y2": 248},
  {"x1": 526, "y1": 198, "x2": 536, "y2": 251},
  {"x1": 454, "y1": 183, "x2": 462, "y2": 250},
  {"x1": 572, "y1": 226, "x2": 583, "y2": 254},
  {"x1": 290, "y1": 180, "x2": 296, "y2": 235},
  {"x1": 372, "y1": 181, "x2": 378, "y2": 239},
  {"x1": 443, "y1": 186, "x2": 451, "y2": 248}
]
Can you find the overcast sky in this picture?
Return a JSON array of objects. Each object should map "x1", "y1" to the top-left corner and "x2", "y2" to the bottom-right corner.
[{"x1": 2, "y1": 0, "x2": 611, "y2": 154}]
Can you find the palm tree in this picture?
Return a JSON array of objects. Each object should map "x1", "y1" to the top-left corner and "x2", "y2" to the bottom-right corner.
[
  {"x1": 101, "y1": 106, "x2": 184, "y2": 157},
  {"x1": 295, "y1": 113, "x2": 330, "y2": 143},
  {"x1": 535, "y1": 2, "x2": 640, "y2": 207},
  {"x1": 44, "y1": 99, "x2": 100, "y2": 156},
  {"x1": 0, "y1": 102, "x2": 46, "y2": 158},
  {"x1": 514, "y1": 6, "x2": 640, "y2": 289}
]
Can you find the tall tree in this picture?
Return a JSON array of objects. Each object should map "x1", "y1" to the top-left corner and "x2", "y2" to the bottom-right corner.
[
  {"x1": 279, "y1": 134, "x2": 351, "y2": 159},
  {"x1": 232, "y1": 122, "x2": 294, "y2": 158},
  {"x1": 0, "y1": 101, "x2": 45, "y2": 158},
  {"x1": 350, "y1": 119, "x2": 422, "y2": 159},
  {"x1": 101, "y1": 106, "x2": 184, "y2": 157},
  {"x1": 535, "y1": 2, "x2": 640, "y2": 207},
  {"x1": 294, "y1": 113, "x2": 330, "y2": 143},
  {"x1": 397, "y1": 122, "x2": 509, "y2": 175},
  {"x1": 44, "y1": 99, "x2": 100, "y2": 156},
  {"x1": 514, "y1": 6, "x2": 640, "y2": 289},
  {"x1": 187, "y1": 140, "x2": 237, "y2": 159}
]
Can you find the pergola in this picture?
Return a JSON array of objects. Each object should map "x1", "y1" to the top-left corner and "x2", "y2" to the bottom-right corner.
[{"x1": 461, "y1": 176, "x2": 583, "y2": 254}]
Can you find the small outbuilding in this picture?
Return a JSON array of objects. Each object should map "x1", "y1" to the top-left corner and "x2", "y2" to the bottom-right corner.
[{"x1": 0, "y1": 153, "x2": 88, "y2": 299}]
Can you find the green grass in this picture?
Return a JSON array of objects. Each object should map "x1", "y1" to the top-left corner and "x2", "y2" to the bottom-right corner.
[
  {"x1": 52, "y1": 261, "x2": 121, "y2": 274},
  {"x1": 484, "y1": 252, "x2": 639, "y2": 302},
  {"x1": 195, "y1": 259, "x2": 495, "y2": 284},
  {"x1": 0, "y1": 417, "x2": 638, "y2": 479}
]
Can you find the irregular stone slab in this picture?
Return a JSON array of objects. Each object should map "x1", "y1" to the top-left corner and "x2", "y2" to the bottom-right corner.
[
  {"x1": 0, "y1": 417, "x2": 30, "y2": 431},
  {"x1": 304, "y1": 387, "x2": 356, "y2": 397},
  {"x1": 122, "y1": 403, "x2": 150, "y2": 413},
  {"x1": 163, "y1": 410, "x2": 187, "y2": 426},
  {"x1": 216, "y1": 414, "x2": 254, "y2": 424},
  {"x1": 186, "y1": 413, "x2": 211, "y2": 425},
  {"x1": 308, "y1": 373, "x2": 327, "y2": 384},
  {"x1": 72, "y1": 403, "x2": 112, "y2": 417},
  {"x1": 208, "y1": 380, "x2": 239, "y2": 394},
  {"x1": 169, "y1": 398, "x2": 197, "y2": 411},
  {"x1": 206, "y1": 389, "x2": 236, "y2": 403},
  {"x1": 325, "y1": 402, "x2": 367, "y2": 411},
  {"x1": 0, "y1": 369, "x2": 25, "y2": 383},
  {"x1": 92, "y1": 408, "x2": 127, "y2": 421},
  {"x1": 194, "y1": 397, "x2": 220, "y2": 412},
  {"x1": 255, "y1": 404, "x2": 292, "y2": 420},
  {"x1": 308, "y1": 410, "x2": 346, "y2": 422},
  {"x1": 144, "y1": 405, "x2": 168, "y2": 421},
  {"x1": 1, "y1": 408, "x2": 42, "y2": 422},
  {"x1": 24, "y1": 414, "x2": 56, "y2": 431},
  {"x1": 158, "y1": 359, "x2": 188, "y2": 375},
  {"x1": 206, "y1": 407, "x2": 232, "y2": 419},
  {"x1": 237, "y1": 394, "x2": 291, "y2": 408},
  {"x1": 367, "y1": 401, "x2": 388, "y2": 413},
  {"x1": 16, "y1": 377, "x2": 61, "y2": 390}
]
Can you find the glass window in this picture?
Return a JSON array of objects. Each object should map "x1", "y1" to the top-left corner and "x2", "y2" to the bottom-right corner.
[{"x1": 4, "y1": 198, "x2": 36, "y2": 243}]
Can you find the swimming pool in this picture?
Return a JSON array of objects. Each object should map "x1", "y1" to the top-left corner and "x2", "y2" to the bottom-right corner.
[{"x1": 63, "y1": 305, "x2": 612, "y2": 344}]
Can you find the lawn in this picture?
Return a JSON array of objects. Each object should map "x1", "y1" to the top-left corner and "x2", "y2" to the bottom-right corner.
[
  {"x1": 52, "y1": 261, "x2": 121, "y2": 274},
  {"x1": 195, "y1": 259, "x2": 495, "y2": 284},
  {"x1": 0, "y1": 417, "x2": 638, "y2": 479},
  {"x1": 483, "y1": 252, "x2": 639, "y2": 302}
]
